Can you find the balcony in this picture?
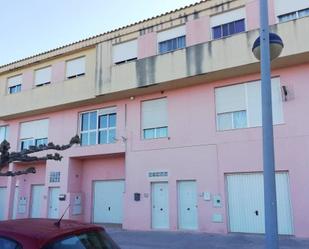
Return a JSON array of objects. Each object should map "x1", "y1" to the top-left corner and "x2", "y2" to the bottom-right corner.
[{"x1": 97, "y1": 16, "x2": 309, "y2": 97}]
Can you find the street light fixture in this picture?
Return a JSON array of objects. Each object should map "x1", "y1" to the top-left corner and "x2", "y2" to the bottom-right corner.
[{"x1": 251, "y1": 0, "x2": 284, "y2": 249}]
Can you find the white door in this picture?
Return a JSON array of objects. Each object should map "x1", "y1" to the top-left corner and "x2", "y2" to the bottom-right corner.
[
  {"x1": 48, "y1": 187, "x2": 60, "y2": 219},
  {"x1": 0, "y1": 187, "x2": 7, "y2": 220},
  {"x1": 227, "y1": 172, "x2": 293, "y2": 235},
  {"x1": 152, "y1": 182, "x2": 169, "y2": 229},
  {"x1": 12, "y1": 186, "x2": 19, "y2": 219},
  {"x1": 30, "y1": 185, "x2": 44, "y2": 218},
  {"x1": 93, "y1": 180, "x2": 124, "y2": 224},
  {"x1": 178, "y1": 181, "x2": 198, "y2": 230}
]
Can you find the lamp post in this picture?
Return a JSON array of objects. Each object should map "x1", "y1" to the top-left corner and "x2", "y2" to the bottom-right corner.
[{"x1": 252, "y1": 0, "x2": 284, "y2": 249}]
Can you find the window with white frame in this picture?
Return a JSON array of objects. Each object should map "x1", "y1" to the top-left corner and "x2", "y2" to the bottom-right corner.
[
  {"x1": 141, "y1": 98, "x2": 168, "y2": 139},
  {"x1": 35, "y1": 66, "x2": 51, "y2": 86},
  {"x1": 210, "y1": 8, "x2": 246, "y2": 39},
  {"x1": 275, "y1": 0, "x2": 309, "y2": 22},
  {"x1": 7, "y1": 75, "x2": 22, "y2": 94},
  {"x1": 215, "y1": 78, "x2": 284, "y2": 131},
  {"x1": 112, "y1": 39, "x2": 138, "y2": 64},
  {"x1": 0, "y1": 126, "x2": 8, "y2": 142},
  {"x1": 80, "y1": 107, "x2": 117, "y2": 146},
  {"x1": 278, "y1": 8, "x2": 309, "y2": 22},
  {"x1": 49, "y1": 171, "x2": 60, "y2": 183},
  {"x1": 20, "y1": 119, "x2": 49, "y2": 150},
  {"x1": 66, "y1": 57, "x2": 85, "y2": 79},
  {"x1": 157, "y1": 25, "x2": 186, "y2": 54}
]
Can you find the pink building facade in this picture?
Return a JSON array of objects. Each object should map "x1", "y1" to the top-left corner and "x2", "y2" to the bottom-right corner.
[{"x1": 1, "y1": 0, "x2": 309, "y2": 238}]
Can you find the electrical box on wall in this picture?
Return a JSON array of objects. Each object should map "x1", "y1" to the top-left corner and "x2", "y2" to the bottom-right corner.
[
  {"x1": 134, "y1": 193, "x2": 141, "y2": 201},
  {"x1": 203, "y1": 192, "x2": 211, "y2": 201},
  {"x1": 213, "y1": 195, "x2": 222, "y2": 208},
  {"x1": 72, "y1": 194, "x2": 82, "y2": 215}
]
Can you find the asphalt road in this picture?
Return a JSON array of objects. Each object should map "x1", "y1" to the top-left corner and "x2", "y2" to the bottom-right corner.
[{"x1": 107, "y1": 228, "x2": 309, "y2": 249}]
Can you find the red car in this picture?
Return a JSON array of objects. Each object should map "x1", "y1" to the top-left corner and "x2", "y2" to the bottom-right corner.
[{"x1": 0, "y1": 219, "x2": 120, "y2": 249}]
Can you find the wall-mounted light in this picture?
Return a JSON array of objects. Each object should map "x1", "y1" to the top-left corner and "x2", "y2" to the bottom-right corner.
[
  {"x1": 281, "y1": 85, "x2": 288, "y2": 101},
  {"x1": 129, "y1": 96, "x2": 135, "y2": 100}
]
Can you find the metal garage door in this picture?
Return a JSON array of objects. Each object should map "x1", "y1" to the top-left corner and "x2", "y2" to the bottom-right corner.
[
  {"x1": 93, "y1": 180, "x2": 124, "y2": 224},
  {"x1": 0, "y1": 187, "x2": 6, "y2": 220},
  {"x1": 227, "y1": 172, "x2": 293, "y2": 235}
]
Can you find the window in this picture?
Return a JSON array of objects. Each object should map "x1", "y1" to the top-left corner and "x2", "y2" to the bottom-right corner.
[
  {"x1": 35, "y1": 66, "x2": 51, "y2": 86},
  {"x1": 215, "y1": 78, "x2": 284, "y2": 131},
  {"x1": 66, "y1": 57, "x2": 85, "y2": 79},
  {"x1": 43, "y1": 230, "x2": 119, "y2": 249},
  {"x1": 278, "y1": 8, "x2": 309, "y2": 22},
  {"x1": 210, "y1": 8, "x2": 246, "y2": 39},
  {"x1": 0, "y1": 237, "x2": 22, "y2": 249},
  {"x1": 7, "y1": 75, "x2": 22, "y2": 94},
  {"x1": 50, "y1": 172, "x2": 60, "y2": 183},
  {"x1": 158, "y1": 36, "x2": 186, "y2": 54},
  {"x1": 0, "y1": 126, "x2": 8, "y2": 142},
  {"x1": 112, "y1": 39, "x2": 138, "y2": 64},
  {"x1": 157, "y1": 25, "x2": 186, "y2": 54},
  {"x1": 20, "y1": 119, "x2": 49, "y2": 150},
  {"x1": 212, "y1": 19, "x2": 245, "y2": 39},
  {"x1": 141, "y1": 98, "x2": 168, "y2": 139},
  {"x1": 80, "y1": 107, "x2": 117, "y2": 146}
]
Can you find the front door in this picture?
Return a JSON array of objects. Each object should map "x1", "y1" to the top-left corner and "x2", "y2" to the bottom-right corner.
[
  {"x1": 151, "y1": 182, "x2": 169, "y2": 229},
  {"x1": 178, "y1": 180, "x2": 198, "y2": 230},
  {"x1": 48, "y1": 187, "x2": 60, "y2": 219},
  {"x1": 12, "y1": 186, "x2": 19, "y2": 219},
  {"x1": 0, "y1": 187, "x2": 6, "y2": 220},
  {"x1": 30, "y1": 185, "x2": 44, "y2": 218},
  {"x1": 93, "y1": 180, "x2": 124, "y2": 224}
]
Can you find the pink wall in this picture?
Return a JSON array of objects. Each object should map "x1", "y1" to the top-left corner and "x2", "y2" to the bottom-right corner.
[
  {"x1": 246, "y1": 0, "x2": 277, "y2": 31},
  {"x1": 137, "y1": 32, "x2": 157, "y2": 59},
  {"x1": 186, "y1": 16, "x2": 210, "y2": 47},
  {"x1": 2, "y1": 63, "x2": 309, "y2": 237}
]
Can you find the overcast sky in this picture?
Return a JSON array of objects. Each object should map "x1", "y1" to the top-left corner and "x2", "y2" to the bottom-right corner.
[{"x1": 0, "y1": 0, "x2": 199, "y2": 66}]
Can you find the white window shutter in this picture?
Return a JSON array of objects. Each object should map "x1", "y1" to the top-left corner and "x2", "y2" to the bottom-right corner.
[
  {"x1": 157, "y1": 25, "x2": 186, "y2": 43},
  {"x1": 215, "y1": 84, "x2": 246, "y2": 114},
  {"x1": 66, "y1": 57, "x2": 85, "y2": 78},
  {"x1": 274, "y1": 0, "x2": 309, "y2": 17},
  {"x1": 8, "y1": 75, "x2": 22, "y2": 87},
  {"x1": 142, "y1": 98, "x2": 168, "y2": 129},
  {"x1": 246, "y1": 78, "x2": 283, "y2": 127},
  {"x1": 98, "y1": 106, "x2": 117, "y2": 116},
  {"x1": 112, "y1": 39, "x2": 138, "y2": 64},
  {"x1": 20, "y1": 119, "x2": 49, "y2": 139},
  {"x1": 35, "y1": 66, "x2": 51, "y2": 85},
  {"x1": 210, "y1": 8, "x2": 246, "y2": 27}
]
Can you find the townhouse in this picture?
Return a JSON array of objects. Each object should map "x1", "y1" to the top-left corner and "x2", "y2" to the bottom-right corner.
[{"x1": 0, "y1": 0, "x2": 309, "y2": 237}]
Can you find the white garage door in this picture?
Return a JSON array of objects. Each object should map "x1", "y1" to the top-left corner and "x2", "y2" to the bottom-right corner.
[
  {"x1": 0, "y1": 187, "x2": 6, "y2": 220},
  {"x1": 227, "y1": 172, "x2": 293, "y2": 235},
  {"x1": 93, "y1": 180, "x2": 124, "y2": 224}
]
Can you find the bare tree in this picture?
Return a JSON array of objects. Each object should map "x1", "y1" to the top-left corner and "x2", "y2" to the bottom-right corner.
[{"x1": 0, "y1": 135, "x2": 80, "y2": 176}]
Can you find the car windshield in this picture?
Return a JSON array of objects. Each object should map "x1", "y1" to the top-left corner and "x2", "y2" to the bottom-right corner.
[
  {"x1": 0, "y1": 237, "x2": 22, "y2": 249},
  {"x1": 43, "y1": 230, "x2": 120, "y2": 249}
]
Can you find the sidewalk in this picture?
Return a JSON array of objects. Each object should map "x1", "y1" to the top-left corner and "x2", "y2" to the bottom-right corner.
[{"x1": 107, "y1": 228, "x2": 309, "y2": 249}]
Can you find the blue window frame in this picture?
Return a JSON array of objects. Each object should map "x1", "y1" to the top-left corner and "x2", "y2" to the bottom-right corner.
[
  {"x1": 212, "y1": 19, "x2": 245, "y2": 39},
  {"x1": 9, "y1": 84, "x2": 21, "y2": 94},
  {"x1": 158, "y1": 36, "x2": 186, "y2": 54},
  {"x1": 278, "y1": 8, "x2": 309, "y2": 23}
]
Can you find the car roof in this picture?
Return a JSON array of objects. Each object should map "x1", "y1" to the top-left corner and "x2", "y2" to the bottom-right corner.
[{"x1": 0, "y1": 219, "x2": 103, "y2": 248}]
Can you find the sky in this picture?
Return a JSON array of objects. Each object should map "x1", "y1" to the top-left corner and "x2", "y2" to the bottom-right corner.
[{"x1": 0, "y1": 0, "x2": 199, "y2": 66}]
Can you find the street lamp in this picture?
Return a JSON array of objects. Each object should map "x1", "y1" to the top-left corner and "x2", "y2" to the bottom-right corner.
[{"x1": 251, "y1": 1, "x2": 284, "y2": 249}]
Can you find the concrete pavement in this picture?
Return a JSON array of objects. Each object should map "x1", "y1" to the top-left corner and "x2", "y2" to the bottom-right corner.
[{"x1": 107, "y1": 228, "x2": 309, "y2": 249}]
